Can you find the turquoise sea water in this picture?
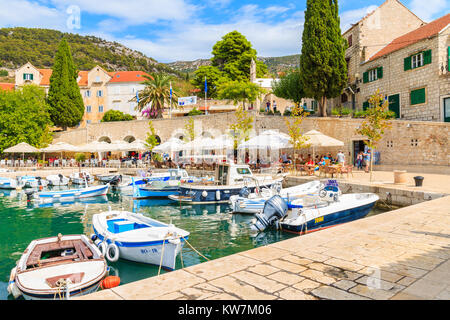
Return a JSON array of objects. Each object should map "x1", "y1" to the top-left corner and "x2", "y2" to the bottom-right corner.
[{"x1": 0, "y1": 186, "x2": 386, "y2": 300}]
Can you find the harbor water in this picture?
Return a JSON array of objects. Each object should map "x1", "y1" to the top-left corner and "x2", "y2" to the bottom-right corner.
[{"x1": 0, "y1": 187, "x2": 387, "y2": 300}]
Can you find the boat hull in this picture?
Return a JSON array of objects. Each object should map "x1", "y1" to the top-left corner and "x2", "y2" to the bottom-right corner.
[
  {"x1": 36, "y1": 185, "x2": 109, "y2": 202},
  {"x1": 280, "y1": 202, "x2": 376, "y2": 234},
  {"x1": 20, "y1": 280, "x2": 102, "y2": 300},
  {"x1": 135, "y1": 187, "x2": 180, "y2": 199}
]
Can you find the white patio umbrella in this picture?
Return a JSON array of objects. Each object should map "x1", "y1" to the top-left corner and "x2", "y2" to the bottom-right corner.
[
  {"x1": 303, "y1": 130, "x2": 344, "y2": 160},
  {"x1": 4, "y1": 142, "x2": 41, "y2": 161},
  {"x1": 75, "y1": 141, "x2": 113, "y2": 153},
  {"x1": 41, "y1": 142, "x2": 77, "y2": 163},
  {"x1": 126, "y1": 139, "x2": 148, "y2": 152},
  {"x1": 238, "y1": 130, "x2": 292, "y2": 150},
  {"x1": 153, "y1": 137, "x2": 185, "y2": 153}
]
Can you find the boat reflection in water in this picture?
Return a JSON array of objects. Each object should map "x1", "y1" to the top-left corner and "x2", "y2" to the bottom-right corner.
[{"x1": 29, "y1": 195, "x2": 109, "y2": 209}]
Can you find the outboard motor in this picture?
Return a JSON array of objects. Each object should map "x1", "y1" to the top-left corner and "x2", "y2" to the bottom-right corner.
[
  {"x1": 250, "y1": 195, "x2": 288, "y2": 233},
  {"x1": 109, "y1": 175, "x2": 121, "y2": 188},
  {"x1": 24, "y1": 190, "x2": 35, "y2": 202},
  {"x1": 271, "y1": 182, "x2": 282, "y2": 194},
  {"x1": 36, "y1": 177, "x2": 42, "y2": 186},
  {"x1": 239, "y1": 186, "x2": 250, "y2": 198},
  {"x1": 58, "y1": 174, "x2": 64, "y2": 183}
]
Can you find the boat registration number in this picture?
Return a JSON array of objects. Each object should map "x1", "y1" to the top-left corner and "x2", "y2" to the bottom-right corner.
[
  {"x1": 314, "y1": 216, "x2": 324, "y2": 224},
  {"x1": 141, "y1": 248, "x2": 158, "y2": 254}
]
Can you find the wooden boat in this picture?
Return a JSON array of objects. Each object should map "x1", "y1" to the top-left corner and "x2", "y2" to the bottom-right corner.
[
  {"x1": 8, "y1": 234, "x2": 107, "y2": 300},
  {"x1": 31, "y1": 184, "x2": 109, "y2": 203},
  {"x1": 168, "y1": 164, "x2": 284, "y2": 204},
  {"x1": 92, "y1": 210, "x2": 190, "y2": 270}
]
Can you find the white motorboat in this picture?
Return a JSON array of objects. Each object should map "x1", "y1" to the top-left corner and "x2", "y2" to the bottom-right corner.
[
  {"x1": 70, "y1": 171, "x2": 94, "y2": 185},
  {"x1": 230, "y1": 180, "x2": 323, "y2": 214},
  {"x1": 7, "y1": 234, "x2": 107, "y2": 300},
  {"x1": 96, "y1": 173, "x2": 120, "y2": 183},
  {"x1": 46, "y1": 174, "x2": 70, "y2": 186},
  {"x1": 0, "y1": 177, "x2": 18, "y2": 189},
  {"x1": 92, "y1": 210, "x2": 190, "y2": 270}
]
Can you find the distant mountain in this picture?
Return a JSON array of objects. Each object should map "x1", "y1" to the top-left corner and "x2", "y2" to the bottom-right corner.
[
  {"x1": 166, "y1": 54, "x2": 301, "y2": 75},
  {"x1": 0, "y1": 27, "x2": 181, "y2": 76}
]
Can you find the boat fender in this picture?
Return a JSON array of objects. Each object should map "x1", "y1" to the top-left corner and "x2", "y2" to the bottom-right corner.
[
  {"x1": 90, "y1": 234, "x2": 98, "y2": 242},
  {"x1": 101, "y1": 276, "x2": 120, "y2": 289},
  {"x1": 202, "y1": 190, "x2": 208, "y2": 198},
  {"x1": 106, "y1": 243, "x2": 120, "y2": 262},
  {"x1": 7, "y1": 267, "x2": 22, "y2": 299},
  {"x1": 216, "y1": 190, "x2": 221, "y2": 201},
  {"x1": 97, "y1": 241, "x2": 107, "y2": 257}
]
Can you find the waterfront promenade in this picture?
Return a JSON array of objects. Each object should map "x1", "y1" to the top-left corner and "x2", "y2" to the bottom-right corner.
[{"x1": 76, "y1": 171, "x2": 450, "y2": 300}]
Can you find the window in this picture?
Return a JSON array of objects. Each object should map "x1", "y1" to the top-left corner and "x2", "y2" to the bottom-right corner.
[
  {"x1": 99, "y1": 105, "x2": 104, "y2": 112},
  {"x1": 23, "y1": 73, "x2": 33, "y2": 81},
  {"x1": 404, "y1": 50, "x2": 432, "y2": 71},
  {"x1": 387, "y1": 141, "x2": 394, "y2": 148},
  {"x1": 411, "y1": 139, "x2": 418, "y2": 147},
  {"x1": 85, "y1": 90, "x2": 91, "y2": 97},
  {"x1": 363, "y1": 67, "x2": 383, "y2": 83},
  {"x1": 86, "y1": 105, "x2": 92, "y2": 113},
  {"x1": 236, "y1": 168, "x2": 251, "y2": 175},
  {"x1": 97, "y1": 90, "x2": 103, "y2": 97},
  {"x1": 95, "y1": 76, "x2": 101, "y2": 82},
  {"x1": 410, "y1": 88, "x2": 426, "y2": 105},
  {"x1": 348, "y1": 35, "x2": 353, "y2": 47}
]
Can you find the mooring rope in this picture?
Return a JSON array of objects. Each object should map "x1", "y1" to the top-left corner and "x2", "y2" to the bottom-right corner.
[
  {"x1": 157, "y1": 237, "x2": 167, "y2": 276},
  {"x1": 182, "y1": 236, "x2": 210, "y2": 261}
]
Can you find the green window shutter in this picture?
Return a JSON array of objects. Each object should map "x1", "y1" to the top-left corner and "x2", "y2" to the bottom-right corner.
[
  {"x1": 448, "y1": 47, "x2": 450, "y2": 71},
  {"x1": 377, "y1": 67, "x2": 383, "y2": 79},
  {"x1": 404, "y1": 56, "x2": 411, "y2": 71},
  {"x1": 30, "y1": 74, "x2": 33, "y2": 80},
  {"x1": 23, "y1": 73, "x2": 26, "y2": 80},
  {"x1": 423, "y1": 50, "x2": 432, "y2": 65},
  {"x1": 411, "y1": 88, "x2": 426, "y2": 105},
  {"x1": 363, "y1": 101, "x2": 369, "y2": 111},
  {"x1": 363, "y1": 71, "x2": 369, "y2": 83}
]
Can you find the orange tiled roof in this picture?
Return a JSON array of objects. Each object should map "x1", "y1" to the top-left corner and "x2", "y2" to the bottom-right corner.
[
  {"x1": 38, "y1": 69, "x2": 89, "y2": 86},
  {"x1": 368, "y1": 13, "x2": 450, "y2": 62},
  {"x1": 108, "y1": 71, "x2": 151, "y2": 83},
  {"x1": 0, "y1": 83, "x2": 15, "y2": 91}
]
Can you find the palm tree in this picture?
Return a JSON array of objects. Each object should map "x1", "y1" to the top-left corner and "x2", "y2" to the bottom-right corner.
[{"x1": 133, "y1": 73, "x2": 178, "y2": 119}]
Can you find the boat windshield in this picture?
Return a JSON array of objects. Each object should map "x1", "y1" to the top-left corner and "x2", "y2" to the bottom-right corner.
[{"x1": 236, "y1": 168, "x2": 251, "y2": 175}]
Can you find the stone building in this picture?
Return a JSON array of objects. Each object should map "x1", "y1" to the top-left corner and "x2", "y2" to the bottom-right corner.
[
  {"x1": 360, "y1": 14, "x2": 450, "y2": 122},
  {"x1": 329, "y1": 0, "x2": 425, "y2": 113}
]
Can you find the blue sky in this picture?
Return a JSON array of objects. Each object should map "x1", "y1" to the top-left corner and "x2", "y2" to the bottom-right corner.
[{"x1": 0, "y1": 0, "x2": 448, "y2": 62}]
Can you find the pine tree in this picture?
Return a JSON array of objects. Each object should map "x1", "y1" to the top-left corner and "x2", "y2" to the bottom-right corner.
[
  {"x1": 300, "y1": 0, "x2": 347, "y2": 117},
  {"x1": 47, "y1": 38, "x2": 84, "y2": 130}
]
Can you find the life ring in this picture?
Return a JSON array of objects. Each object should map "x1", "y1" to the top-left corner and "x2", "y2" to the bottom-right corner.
[
  {"x1": 106, "y1": 243, "x2": 120, "y2": 262},
  {"x1": 97, "y1": 241, "x2": 107, "y2": 256}
]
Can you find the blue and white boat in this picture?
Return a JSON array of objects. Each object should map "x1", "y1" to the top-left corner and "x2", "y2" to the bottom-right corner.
[
  {"x1": 70, "y1": 171, "x2": 94, "y2": 185},
  {"x1": 133, "y1": 169, "x2": 208, "y2": 199},
  {"x1": 230, "y1": 180, "x2": 322, "y2": 214},
  {"x1": 169, "y1": 164, "x2": 284, "y2": 204},
  {"x1": 31, "y1": 184, "x2": 109, "y2": 204},
  {"x1": 91, "y1": 210, "x2": 190, "y2": 270},
  {"x1": 0, "y1": 177, "x2": 18, "y2": 189}
]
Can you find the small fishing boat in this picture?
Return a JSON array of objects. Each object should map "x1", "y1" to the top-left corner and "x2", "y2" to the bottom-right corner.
[
  {"x1": 230, "y1": 180, "x2": 323, "y2": 214},
  {"x1": 70, "y1": 171, "x2": 94, "y2": 185},
  {"x1": 133, "y1": 168, "x2": 205, "y2": 199},
  {"x1": 96, "y1": 173, "x2": 121, "y2": 184},
  {"x1": 168, "y1": 164, "x2": 285, "y2": 204},
  {"x1": 32, "y1": 195, "x2": 109, "y2": 209},
  {"x1": 91, "y1": 210, "x2": 189, "y2": 270},
  {"x1": 46, "y1": 174, "x2": 70, "y2": 186},
  {"x1": 29, "y1": 184, "x2": 109, "y2": 203},
  {"x1": 0, "y1": 177, "x2": 18, "y2": 189},
  {"x1": 7, "y1": 234, "x2": 107, "y2": 300},
  {"x1": 17, "y1": 176, "x2": 49, "y2": 189}
]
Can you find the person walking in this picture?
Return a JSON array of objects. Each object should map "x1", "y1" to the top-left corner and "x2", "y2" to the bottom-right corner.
[
  {"x1": 266, "y1": 101, "x2": 271, "y2": 113},
  {"x1": 337, "y1": 150, "x2": 345, "y2": 165},
  {"x1": 356, "y1": 151, "x2": 363, "y2": 170},
  {"x1": 273, "y1": 100, "x2": 277, "y2": 113},
  {"x1": 363, "y1": 150, "x2": 371, "y2": 173}
]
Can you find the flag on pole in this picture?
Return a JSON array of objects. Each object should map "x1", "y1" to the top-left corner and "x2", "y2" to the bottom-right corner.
[
  {"x1": 136, "y1": 90, "x2": 140, "y2": 103},
  {"x1": 204, "y1": 77, "x2": 207, "y2": 93},
  {"x1": 170, "y1": 82, "x2": 173, "y2": 99}
]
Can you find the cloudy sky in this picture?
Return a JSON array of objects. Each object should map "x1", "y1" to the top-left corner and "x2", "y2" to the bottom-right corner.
[{"x1": 0, "y1": 0, "x2": 448, "y2": 62}]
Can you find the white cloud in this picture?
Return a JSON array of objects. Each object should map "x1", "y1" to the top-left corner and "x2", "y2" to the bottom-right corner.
[{"x1": 409, "y1": 0, "x2": 448, "y2": 21}]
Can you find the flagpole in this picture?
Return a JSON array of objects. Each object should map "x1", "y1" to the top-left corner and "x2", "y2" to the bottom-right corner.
[
  {"x1": 204, "y1": 76, "x2": 208, "y2": 115},
  {"x1": 169, "y1": 82, "x2": 172, "y2": 119}
]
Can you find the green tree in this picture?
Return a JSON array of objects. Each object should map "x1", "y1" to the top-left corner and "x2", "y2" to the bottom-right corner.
[
  {"x1": 300, "y1": 0, "x2": 347, "y2": 117},
  {"x1": 75, "y1": 153, "x2": 86, "y2": 172},
  {"x1": 187, "y1": 107, "x2": 203, "y2": 116},
  {"x1": 0, "y1": 85, "x2": 53, "y2": 152},
  {"x1": 217, "y1": 81, "x2": 265, "y2": 110},
  {"x1": 184, "y1": 117, "x2": 196, "y2": 142},
  {"x1": 191, "y1": 66, "x2": 226, "y2": 98},
  {"x1": 134, "y1": 74, "x2": 178, "y2": 118},
  {"x1": 212, "y1": 31, "x2": 267, "y2": 81},
  {"x1": 229, "y1": 106, "x2": 254, "y2": 150},
  {"x1": 101, "y1": 110, "x2": 134, "y2": 122},
  {"x1": 285, "y1": 106, "x2": 310, "y2": 173},
  {"x1": 47, "y1": 38, "x2": 84, "y2": 129},
  {"x1": 272, "y1": 69, "x2": 305, "y2": 107},
  {"x1": 145, "y1": 121, "x2": 160, "y2": 152},
  {"x1": 355, "y1": 89, "x2": 394, "y2": 182}
]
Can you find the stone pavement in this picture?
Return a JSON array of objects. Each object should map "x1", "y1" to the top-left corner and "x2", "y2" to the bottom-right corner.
[{"x1": 78, "y1": 194, "x2": 450, "y2": 300}]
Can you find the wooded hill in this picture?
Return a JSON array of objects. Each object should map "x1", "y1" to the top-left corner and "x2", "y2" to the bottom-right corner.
[{"x1": 0, "y1": 27, "x2": 181, "y2": 76}]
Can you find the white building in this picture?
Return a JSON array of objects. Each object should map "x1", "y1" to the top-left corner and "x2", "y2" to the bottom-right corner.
[{"x1": 106, "y1": 71, "x2": 149, "y2": 118}]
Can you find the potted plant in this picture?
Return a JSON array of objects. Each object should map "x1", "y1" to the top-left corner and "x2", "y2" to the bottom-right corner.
[{"x1": 75, "y1": 153, "x2": 86, "y2": 172}]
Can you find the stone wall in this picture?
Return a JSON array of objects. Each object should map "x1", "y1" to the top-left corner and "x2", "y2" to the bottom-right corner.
[{"x1": 53, "y1": 114, "x2": 450, "y2": 166}]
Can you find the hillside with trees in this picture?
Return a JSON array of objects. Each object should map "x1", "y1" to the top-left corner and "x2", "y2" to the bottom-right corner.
[{"x1": 0, "y1": 27, "x2": 181, "y2": 76}]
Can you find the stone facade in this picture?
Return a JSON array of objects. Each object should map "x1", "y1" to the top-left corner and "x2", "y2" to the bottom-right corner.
[
  {"x1": 53, "y1": 114, "x2": 450, "y2": 166},
  {"x1": 328, "y1": 0, "x2": 424, "y2": 113},
  {"x1": 360, "y1": 21, "x2": 450, "y2": 122},
  {"x1": 81, "y1": 66, "x2": 111, "y2": 127}
]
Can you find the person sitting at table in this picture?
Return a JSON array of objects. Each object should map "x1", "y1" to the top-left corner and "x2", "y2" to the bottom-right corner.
[{"x1": 281, "y1": 152, "x2": 289, "y2": 164}]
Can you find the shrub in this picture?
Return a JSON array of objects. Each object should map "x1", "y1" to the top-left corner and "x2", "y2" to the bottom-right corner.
[
  {"x1": 0, "y1": 70, "x2": 8, "y2": 77},
  {"x1": 283, "y1": 109, "x2": 292, "y2": 117},
  {"x1": 187, "y1": 107, "x2": 203, "y2": 116}
]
